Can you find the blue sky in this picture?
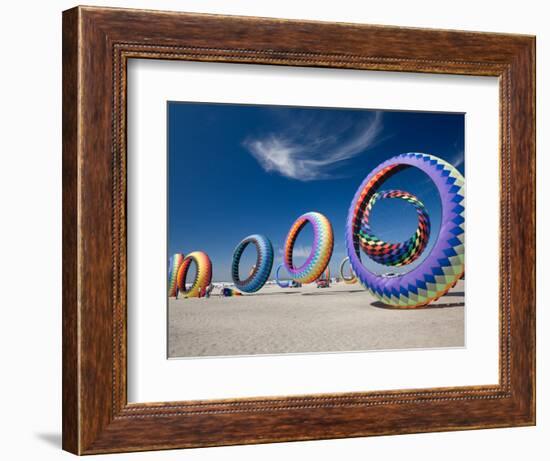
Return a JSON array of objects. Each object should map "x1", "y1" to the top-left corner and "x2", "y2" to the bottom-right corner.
[{"x1": 168, "y1": 102, "x2": 464, "y2": 282}]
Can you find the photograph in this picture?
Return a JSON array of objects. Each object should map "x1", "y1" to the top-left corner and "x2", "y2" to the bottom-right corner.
[
  {"x1": 167, "y1": 102, "x2": 465, "y2": 358},
  {"x1": 0, "y1": 0, "x2": 541, "y2": 457}
]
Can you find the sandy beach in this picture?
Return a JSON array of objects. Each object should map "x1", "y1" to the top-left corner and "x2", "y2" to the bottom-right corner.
[{"x1": 168, "y1": 280, "x2": 464, "y2": 358}]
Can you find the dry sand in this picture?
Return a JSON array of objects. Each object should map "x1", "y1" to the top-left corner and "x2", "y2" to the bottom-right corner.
[{"x1": 168, "y1": 280, "x2": 464, "y2": 358}]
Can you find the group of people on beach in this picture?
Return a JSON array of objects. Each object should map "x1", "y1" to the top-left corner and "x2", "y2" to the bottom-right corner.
[
  {"x1": 174, "y1": 283, "x2": 245, "y2": 299},
  {"x1": 174, "y1": 283, "x2": 214, "y2": 300}
]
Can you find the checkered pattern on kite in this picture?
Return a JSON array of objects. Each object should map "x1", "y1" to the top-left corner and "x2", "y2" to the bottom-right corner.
[
  {"x1": 357, "y1": 190, "x2": 431, "y2": 267},
  {"x1": 345, "y1": 153, "x2": 465, "y2": 308}
]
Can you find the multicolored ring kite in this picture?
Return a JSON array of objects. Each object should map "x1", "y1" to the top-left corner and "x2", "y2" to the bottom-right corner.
[
  {"x1": 346, "y1": 153, "x2": 464, "y2": 308},
  {"x1": 168, "y1": 253, "x2": 184, "y2": 297},
  {"x1": 339, "y1": 257, "x2": 357, "y2": 284},
  {"x1": 283, "y1": 211, "x2": 334, "y2": 284},
  {"x1": 275, "y1": 263, "x2": 291, "y2": 288},
  {"x1": 231, "y1": 234, "x2": 274, "y2": 293},
  {"x1": 176, "y1": 251, "x2": 213, "y2": 298},
  {"x1": 358, "y1": 190, "x2": 431, "y2": 267}
]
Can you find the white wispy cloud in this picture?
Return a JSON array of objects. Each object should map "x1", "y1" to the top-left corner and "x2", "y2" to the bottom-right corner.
[{"x1": 243, "y1": 112, "x2": 382, "y2": 181}]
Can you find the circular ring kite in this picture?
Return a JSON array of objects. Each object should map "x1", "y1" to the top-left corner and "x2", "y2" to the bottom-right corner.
[
  {"x1": 358, "y1": 190, "x2": 431, "y2": 267},
  {"x1": 339, "y1": 257, "x2": 357, "y2": 284},
  {"x1": 346, "y1": 153, "x2": 464, "y2": 308},
  {"x1": 231, "y1": 234, "x2": 274, "y2": 293},
  {"x1": 176, "y1": 251, "x2": 213, "y2": 298},
  {"x1": 168, "y1": 253, "x2": 184, "y2": 297},
  {"x1": 275, "y1": 263, "x2": 291, "y2": 288},
  {"x1": 283, "y1": 211, "x2": 334, "y2": 284}
]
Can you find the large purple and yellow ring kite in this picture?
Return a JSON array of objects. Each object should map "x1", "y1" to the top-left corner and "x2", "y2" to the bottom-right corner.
[
  {"x1": 168, "y1": 253, "x2": 184, "y2": 297},
  {"x1": 231, "y1": 234, "x2": 274, "y2": 293},
  {"x1": 176, "y1": 251, "x2": 213, "y2": 298},
  {"x1": 346, "y1": 153, "x2": 464, "y2": 308},
  {"x1": 283, "y1": 211, "x2": 334, "y2": 284}
]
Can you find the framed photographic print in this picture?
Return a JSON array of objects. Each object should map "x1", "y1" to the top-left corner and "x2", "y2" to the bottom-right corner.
[
  {"x1": 62, "y1": 6, "x2": 535, "y2": 455},
  {"x1": 164, "y1": 102, "x2": 466, "y2": 360}
]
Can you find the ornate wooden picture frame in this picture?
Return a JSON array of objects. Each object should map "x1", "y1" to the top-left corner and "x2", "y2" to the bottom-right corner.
[{"x1": 62, "y1": 6, "x2": 535, "y2": 455}]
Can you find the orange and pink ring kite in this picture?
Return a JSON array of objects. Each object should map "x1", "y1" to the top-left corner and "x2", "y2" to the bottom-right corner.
[
  {"x1": 283, "y1": 212, "x2": 334, "y2": 284},
  {"x1": 175, "y1": 251, "x2": 213, "y2": 298}
]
